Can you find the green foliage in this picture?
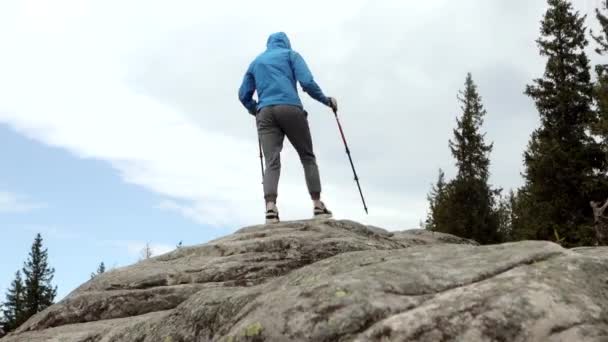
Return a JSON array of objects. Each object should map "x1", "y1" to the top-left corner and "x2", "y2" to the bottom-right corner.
[
  {"x1": 1, "y1": 235, "x2": 57, "y2": 333},
  {"x1": 496, "y1": 190, "x2": 518, "y2": 242},
  {"x1": 91, "y1": 262, "x2": 106, "y2": 279},
  {"x1": 425, "y1": 169, "x2": 447, "y2": 231},
  {"x1": 449, "y1": 74, "x2": 493, "y2": 183},
  {"x1": 426, "y1": 74, "x2": 501, "y2": 244},
  {"x1": 514, "y1": 0, "x2": 605, "y2": 247},
  {"x1": 553, "y1": 228, "x2": 566, "y2": 245},
  {"x1": 594, "y1": 75, "x2": 608, "y2": 139},
  {"x1": 592, "y1": 0, "x2": 608, "y2": 57},
  {"x1": 97, "y1": 262, "x2": 106, "y2": 275},
  {"x1": 593, "y1": 1, "x2": 608, "y2": 142},
  {"x1": 1, "y1": 271, "x2": 26, "y2": 333},
  {"x1": 22, "y1": 234, "x2": 57, "y2": 320}
]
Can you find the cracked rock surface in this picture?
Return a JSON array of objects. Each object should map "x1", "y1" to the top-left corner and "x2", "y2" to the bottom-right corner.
[{"x1": 3, "y1": 219, "x2": 607, "y2": 341}]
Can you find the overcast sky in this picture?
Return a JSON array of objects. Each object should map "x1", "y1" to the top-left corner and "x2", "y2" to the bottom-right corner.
[{"x1": 1, "y1": 0, "x2": 606, "y2": 297}]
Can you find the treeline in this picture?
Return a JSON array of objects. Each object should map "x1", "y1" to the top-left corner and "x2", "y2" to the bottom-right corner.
[
  {"x1": 0, "y1": 234, "x2": 57, "y2": 336},
  {"x1": 426, "y1": 0, "x2": 608, "y2": 247},
  {"x1": 0, "y1": 234, "x2": 108, "y2": 337},
  {"x1": 0, "y1": 234, "x2": 170, "y2": 336}
]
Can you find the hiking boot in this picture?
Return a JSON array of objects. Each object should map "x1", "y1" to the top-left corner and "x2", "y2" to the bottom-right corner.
[
  {"x1": 313, "y1": 202, "x2": 333, "y2": 219},
  {"x1": 265, "y1": 206, "x2": 280, "y2": 224}
]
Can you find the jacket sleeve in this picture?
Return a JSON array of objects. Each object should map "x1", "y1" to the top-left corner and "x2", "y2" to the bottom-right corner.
[
  {"x1": 238, "y1": 64, "x2": 258, "y2": 114},
  {"x1": 290, "y1": 51, "x2": 329, "y2": 106}
]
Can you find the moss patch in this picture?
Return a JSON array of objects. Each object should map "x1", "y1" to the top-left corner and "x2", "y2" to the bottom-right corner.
[
  {"x1": 244, "y1": 322, "x2": 263, "y2": 337},
  {"x1": 335, "y1": 289, "x2": 348, "y2": 298}
]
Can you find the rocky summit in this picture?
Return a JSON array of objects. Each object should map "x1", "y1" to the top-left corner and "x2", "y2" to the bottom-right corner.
[{"x1": 3, "y1": 219, "x2": 608, "y2": 342}]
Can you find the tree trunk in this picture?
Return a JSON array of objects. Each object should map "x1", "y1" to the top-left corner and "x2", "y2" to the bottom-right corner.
[{"x1": 590, "y1": 199, "x2": 608, "y2": 245}]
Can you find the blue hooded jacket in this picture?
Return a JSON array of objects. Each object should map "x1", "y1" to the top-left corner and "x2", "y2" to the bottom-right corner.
[{"x1": 238, "y1": 32, "x2": 329, "y2": 114}]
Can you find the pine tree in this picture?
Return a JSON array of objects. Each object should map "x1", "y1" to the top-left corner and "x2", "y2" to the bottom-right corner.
[
  {"x1": 97, "y1": 262, "x2": 106, "y2": 274},
  {"x1": 593, "y1": 0, "x2": 608, "y2": 58},
  {"x1": 428, "y1": 74, "x2": 500, "y2": 244},
  {"x1": 1, "y1": 271, "x2": 26, "y2": 332},
  {"x1": 90, "y1": 262, "x2": 106, "y2": 279},
  {"x1": 140, "y1": 243, "x2": 153, "y2": 260},
  {"x1": 449, "y1": 74, "x2": 499, "y2": 244},
  {"x1": 0, "y1": 303, "x2": 4, "y2": 336},
  {"x1": 449, "y1": 74, "x2": 493, "y2": 183},
  {"x1": 425, "y1": 169, "x2": 448, "y2": 231},
  {"x1": 593, "y1": 1, "x2": 608, "y2": 140},
  {"x1": 515, "y1": 0, "x2": 604, "y2": 246},
  {"x1": 22, "y1": 233, "x2": 57, "y2": 318},
  {"x1": 496, "y1": 190, "x2": 517, "y2": 242}
]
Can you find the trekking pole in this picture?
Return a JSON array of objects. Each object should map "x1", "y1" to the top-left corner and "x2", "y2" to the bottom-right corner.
[
  {"x1": 332, "y1": 108, "x2": 369, "y2": 214},
  {"x1": 258, "y1": 138, "x2": 265, "y2": 185}
]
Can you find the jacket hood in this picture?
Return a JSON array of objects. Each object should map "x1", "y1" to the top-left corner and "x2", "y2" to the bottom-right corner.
[{"x1": 267, "y1": 32, "x2": 291, "y2": 50}]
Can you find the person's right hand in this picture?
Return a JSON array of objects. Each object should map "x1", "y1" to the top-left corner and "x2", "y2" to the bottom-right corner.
[{"x1": 327, "y1": 97, "x2": 338, "y2": 113}]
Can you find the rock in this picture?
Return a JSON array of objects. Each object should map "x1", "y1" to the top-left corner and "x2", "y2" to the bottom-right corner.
[
  {"x1": 3, "y1": 219, "x2": 607, "y2": 341},
  {"x1": 391, "y1": 228, "x2": 479, "y2": 246}
]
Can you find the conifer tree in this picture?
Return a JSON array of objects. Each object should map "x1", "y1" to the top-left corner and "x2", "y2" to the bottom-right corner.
[
  {"x1": 427, "y1": 74, "x2": 500, "y2": 244},
  {"x1": 593, "y1": 1, "x2": 608, "y2": 58},
  {"x1": 1, "y1": 271, "x2": 26, "y2": 332},
  {"x1": 496, "y1": 190, "x2": 517, "y2": 242},
  {"x1": 90, "y1": 262, "x2": 106, "y2": 279},
  {"x1": 0, "y1": 304, "x2": 4, "y2": 335},
  {"x1": 515, "y1": 0, "x2": 604, "y2": 246},
  {"x1": 593, "y1": 1, "x2": 608, "y2": 140},
  {"x1": 425, "y1": 169, "x2": 448, "y2": 231},
  {"x1": 449, "y1": 74, "x2": 493, "y2": 183},
  {"x1": 140, "y1": 243, "x2": 153, "y2": 260},
  {"x1": 22, "y1": 234, "x2": 57, "y2": 318},
  {"x1": 446, "y1": 74, "x2": 500, "y2": 244}
]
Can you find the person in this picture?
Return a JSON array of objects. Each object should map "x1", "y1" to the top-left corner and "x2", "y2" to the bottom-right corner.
[{"x1": 239, "y1": 32, "x2": 337, "y2": 224}]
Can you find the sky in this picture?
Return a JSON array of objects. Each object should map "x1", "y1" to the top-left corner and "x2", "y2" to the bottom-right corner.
[{"x1": 1, "y1": 0, "x2": 606, "y2": 301}]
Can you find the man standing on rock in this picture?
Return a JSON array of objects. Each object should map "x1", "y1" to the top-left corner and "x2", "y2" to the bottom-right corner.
[{"x1": 239, "y1": 32, "x2": 337, "y2": 224}]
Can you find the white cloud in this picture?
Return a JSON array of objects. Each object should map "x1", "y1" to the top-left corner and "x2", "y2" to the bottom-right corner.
[
  {"x1": 0, "y1": 0, "x2": 605, "y2": 230},
  {"x1": 0, "y1": 191, "x2": 45, "y2": 213},
  {"x1": 158, "y1": 200, "x2": 206, "y2": 225}
]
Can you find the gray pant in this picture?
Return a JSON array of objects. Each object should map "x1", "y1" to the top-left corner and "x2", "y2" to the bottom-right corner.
[{"x1": 257, "y1": 105, "x2": 322, "y2": 203}]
